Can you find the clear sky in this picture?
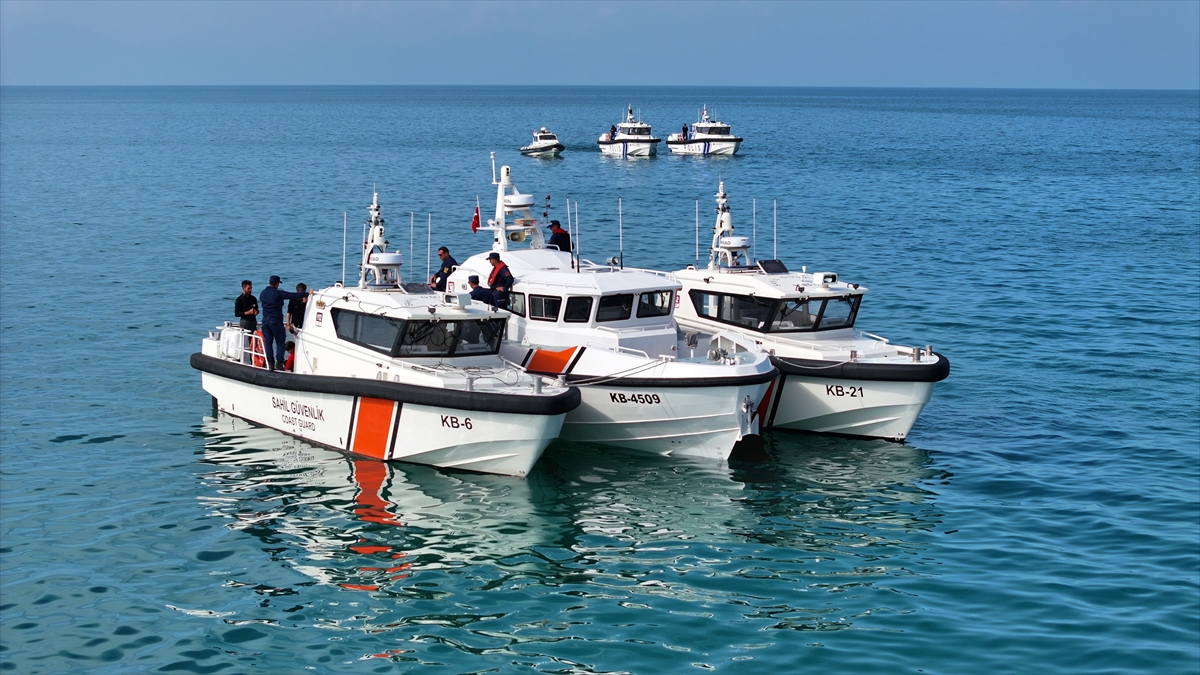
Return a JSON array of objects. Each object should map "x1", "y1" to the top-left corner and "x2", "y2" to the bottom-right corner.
[{"x1": 1, "y1": 0, "x2": 1197, "y2": 89}]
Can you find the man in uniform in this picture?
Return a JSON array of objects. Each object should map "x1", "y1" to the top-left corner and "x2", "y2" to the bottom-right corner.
[
  {"x1": 547, "y1": 220, "x2": 572, "y2": 252},
  {"x1": 429, "y1": 246, "x2": 458, "y2": 291},
  {"x1": 260, "y1": 275, "x2": 309, "y2": 371},
  {"x1": 486, "y1": 252, "x2": 515, "y2": 311},
  {"x1": 466, "y1": 275, "x2": 493, "y2": 305}
]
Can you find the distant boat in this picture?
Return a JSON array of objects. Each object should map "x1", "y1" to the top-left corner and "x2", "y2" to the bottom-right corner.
[
  {"x1": 598, "y1": 104, "x2": 660, "y2": 157},
  {"x1": 520, "y1": 127, "x2": 565, "y2": 156},
  {"x1": 666, "y1": 105, "x2": 743, "y2": 156}
]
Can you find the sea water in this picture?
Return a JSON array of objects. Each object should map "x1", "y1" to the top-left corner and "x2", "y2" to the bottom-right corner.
[{"x1": 1, "y1": 86, "x2": 1197, "y2": 673}]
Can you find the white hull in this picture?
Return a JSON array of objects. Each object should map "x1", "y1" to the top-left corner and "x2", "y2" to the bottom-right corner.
[
  {"x1": 765, "y1": 375, "x2": 934, "y2": 441},
  {"x1": 559, "y1": 380, "x2": 768, "y2": 460},
  {"x1": 667, "y1": 140, "x2": 741, "y2": 156},
  {"x1": 201, "y1": 372, "x2": 563, "y2": 476},
  {"x1": 599, "y1": 141, "x2": 658, "y2": 157}
]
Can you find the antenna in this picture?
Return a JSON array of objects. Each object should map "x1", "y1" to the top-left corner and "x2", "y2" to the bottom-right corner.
[
  {"x1": 342, "y1": 211, "x2": 347, "y2": 285},
  {"x1": 426, "y1": 213, "x2": 432, "y2": 284},
  {"x1": 773, "y1": 199, "x2": 777, "y2": 260},
  {"x1": 409, "y1": 212, "x2": 414, "y2": 285},
  {"x1": 490, "y1": 151, "x2": 497, "y2": 185},
  {"x1": 574, "y1": 201, "x2": 580, "y2": 274},
  {"x1": 618, "y1": 197, "x2": 623, "y2": 269},
  {"x1": 752, "y1": 198, "x2": 756, "y2": 263},
  {"x1": 695, "y1": 200, "x2": 699, "y2": 264}
]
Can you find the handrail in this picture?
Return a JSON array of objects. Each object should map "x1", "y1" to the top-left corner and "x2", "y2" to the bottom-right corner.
[{"x1": 583, "y1": 341, "x2": 650, "y2": 359}]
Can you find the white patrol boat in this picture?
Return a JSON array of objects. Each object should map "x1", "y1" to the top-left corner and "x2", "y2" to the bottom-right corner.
[
  {"x1": 190, "y1": 192, "x2": 581, "y2": 477},
  {"x1": 666, "y1": 182, "x2": 950, "y2": 441},
  {"x1": 598, "y1": 105, "x2": 661, "y2": 157},
  {"x1": 520, "y1": 127, "x2": 565, "y2": 156},
  {"x1": 666, "y1": 105, "x2": 743, "y2": 156},
  {"x1": 445, "y1": 158, "x2": 778, "y2": 460}
]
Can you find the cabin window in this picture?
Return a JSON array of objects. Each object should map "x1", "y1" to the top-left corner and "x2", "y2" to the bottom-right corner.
[
  {"x1": 395, "y1": 319, "x2": 504, "y2": 357},
  {"x1": 769, "y1": 299, "x2": 819, "y2": 332},
  {"x1": 626, "y1": 127, "x2": 649, "y2": 136},
  {"x1": 508, "y1": 292, "x2": 525, "y2": 317},
  {"x1": 596, "y1": 294, "x2": 634, "y2": 322},
  {"x1": 529, "y1": 295, "x2": 562, "y2": 322},
  {"x1": 539, "y1": 135, "x2": 556, "y2": 141},
  {"x1": 818, "y1": 296, "x2": 859, "y2": 329},
  {"x1": 563, "y1": 296, "x2": 593, "y2": 323},
  {"x1": 331, "y1": 309, "x2": 403, "y2": 355},
  {"x1": 687, "y1": 291, "x2": 771, "y2": 332},
  {"x1": 636, "y1": 290, "x2": 673, "y2": 318}
]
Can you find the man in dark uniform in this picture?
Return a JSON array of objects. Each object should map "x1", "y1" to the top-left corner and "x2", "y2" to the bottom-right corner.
[
  {"x1": 429, "y1": 246, "x2": 458, "y2": 291},
  {"x1": 547, "y1": 220, "x2": 572, "y2": 252},
  {"x1": 466, "y1": 275, "x2": 493, "y2": 305},
  {"x1": 260, "y1": 275, "x2": 308, "y2": 371},
  {"x1": 287, "y1": 282, "x2": 308, "y2": 334},
  {"x1": 486, "y1": 252, "x2": 515, "y2": 310},
  {"x1": 234, "y1": 280, "x2": 258, "y2": 332}
]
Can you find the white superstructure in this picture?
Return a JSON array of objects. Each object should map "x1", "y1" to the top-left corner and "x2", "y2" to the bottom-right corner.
[
  {"x1": 191, "y1": 192, "x2": 580, "y2": 476},
  {"x1": 665, "y1": 182, "x2": 950, "y2": 441},
  {"x1": 598, "y1": 105, "x2": 661, "y2": 157},
  {"x1": 446, "y1": 158, "x2": 778, "y2": 460},
  {"x1": 666, "y1": 105, "x2": 743, "y2": 156}
]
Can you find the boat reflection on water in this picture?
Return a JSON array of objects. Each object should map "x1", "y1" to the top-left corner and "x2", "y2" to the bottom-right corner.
[{"x1": 197, "y1": 413, "x2": 948, "y2": 605}]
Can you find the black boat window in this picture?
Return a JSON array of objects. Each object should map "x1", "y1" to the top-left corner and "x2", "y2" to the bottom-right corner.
[
  {"x1": 687, "y1": 290, "x2": 774, "y2": 331},
  {"x1": 769, "y1": 299, "x2": 820, "y2": 332},
  {"x1": 625, "y1": 127, "x2": 649, "y2": 136},
  {"x1": 596, "y1": 294, "x2": 634, "y2": 322},
  {"x1": 563, "y1": 296, "x2": 593, "y2": 323},
  {"x1": 818, "y1": 296, "x2": 860, "y2": 329},
  {"x1": 636, "y1": 290, "x2": 673, "y2": 318},
  {"x1": 508, "y1": 292, "x2": 525, "y2": 317},
  {"x1": 396, "y1": 319, "x2": 504, "y2": 358},
  {"x1": 529, "y1": 295, "x2": 561, "y2": 322},
  {"x1": 331, "y1": 309, "x2": 403, "y2": 356}
]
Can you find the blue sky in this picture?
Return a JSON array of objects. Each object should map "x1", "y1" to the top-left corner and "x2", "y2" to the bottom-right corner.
[{"x1": 1, "y1": 0, "x2": 1197, "y2": 88}]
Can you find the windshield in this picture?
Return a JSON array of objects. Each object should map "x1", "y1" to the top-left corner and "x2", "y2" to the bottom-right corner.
[
  {"x1": 769, "y1": 296, "x2": 861, "y2": 332},
  {"x1": 395, "y1": 319, "x2": 504, "y2": 357},
  {"x1": 636, "y1": 290, "x2": 673, "y2": 318}
]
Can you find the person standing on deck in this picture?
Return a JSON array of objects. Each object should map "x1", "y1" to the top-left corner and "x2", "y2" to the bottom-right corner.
[
  {"x1": 260, "y1": 275, "x2": 308, "y2": 371},
  {"x1": 547, "y1": 220, "x2": 572, "y2": 252},
  {"x1": 429, "y1": 247, "x2": 458, "y2": 291},
  {"x1": 234, "y1": 280, "x2": 258, "y2": 332},
  {"x1": 286, "y1": 282, "x2": 308, "y2": 334},
  {"x1": 486, "y1": 252, "x2": 515, "y2": 311}
]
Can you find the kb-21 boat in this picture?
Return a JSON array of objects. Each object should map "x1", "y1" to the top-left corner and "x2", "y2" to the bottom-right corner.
[
  {"x1": 598, "y1": 105, "x2": 660, "y2": 158},
  {"x1": 446, "y1": 156, "x2": 777, "y2": 460},
  {"x1": 191, "y1": 192, "x2": 580, "y2": 477},
  {"x1": 664, "y1": 182, "x2": 950, "y2": 441}
]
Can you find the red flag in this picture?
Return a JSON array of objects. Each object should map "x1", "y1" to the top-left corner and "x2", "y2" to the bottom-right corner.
[{"x1": 470, "y1": 205, "x2": 480, "y2": 233}]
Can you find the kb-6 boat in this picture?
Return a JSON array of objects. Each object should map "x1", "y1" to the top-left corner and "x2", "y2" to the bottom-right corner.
[
  {"x1": 191, "y1": 193, "x2": 580, "y2": 476},
  {"x1": 665, "y1": 182, "x2": 950, "y2": 441}
]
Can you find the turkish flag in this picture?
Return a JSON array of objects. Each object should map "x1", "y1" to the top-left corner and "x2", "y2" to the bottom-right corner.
[{"x1": 470, "y1": 205, "x2": 480, "y2": 233}]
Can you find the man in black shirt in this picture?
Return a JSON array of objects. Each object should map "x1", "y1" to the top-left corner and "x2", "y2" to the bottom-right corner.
[
  {"x1": 287, "y1": 282, "x2": 308, "y2": 334},
  {"x1": 429, "y1": 247, "x2": 458, "y2": 291},
  {"x1": 547, "y1": 220, "x2": 572, "y2": 252},
  {"x1": 234, "y1": 280, "x2": 258, "y2": 332}
]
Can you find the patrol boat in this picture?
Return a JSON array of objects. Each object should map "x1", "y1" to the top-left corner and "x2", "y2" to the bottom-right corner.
[
  {"x1": 666, "y1": 181, "x2": 950, "y2": 441},
  {"x1": 666, "y1": 105, "x2": 743, "y2": 156},
  {"x1": 190, "y1": 192, "x2": 580, "y2": 477},
  {"x1": 598, "y1": 105, "x2": 661, "y2": 157},
  {"x1": 445, "y1": 158, "x2": 777, "y2": 460},
  {"x1": 520, "y1": 127, "x2": 565, "y2": 156}
]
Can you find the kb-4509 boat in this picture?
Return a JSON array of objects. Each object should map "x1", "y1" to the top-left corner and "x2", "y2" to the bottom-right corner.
[{"x1": 191, "y1": 193, "x2": 580, "y2": 476}]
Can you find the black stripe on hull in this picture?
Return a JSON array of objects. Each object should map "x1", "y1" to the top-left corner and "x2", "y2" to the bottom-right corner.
[
  {"x1": 770, "y1": 353, "x2": 950, "y2": 383},
  {"x1": 192, "y1": 353, "x2": 582, "y2": 416},
  {"x1": 665, "y1": 138, "x2": 743, "y2": 145},
  {"x1": 561, "y1": 368, "x2": 777, "y2": 389}
]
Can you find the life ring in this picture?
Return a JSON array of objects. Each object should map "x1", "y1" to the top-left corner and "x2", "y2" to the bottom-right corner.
[{"x1": 253, "y1": 330, "x2": 266, "y2": 368}]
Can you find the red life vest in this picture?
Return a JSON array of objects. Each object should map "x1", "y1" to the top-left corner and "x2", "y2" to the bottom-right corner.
[{"x1": 488, "y1": 263, "x2": 510, "y2": 288}]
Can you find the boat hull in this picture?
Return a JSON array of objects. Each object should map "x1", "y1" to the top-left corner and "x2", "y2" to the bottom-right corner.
[
  {"x1": 198, "y1": 370, "x2": 566, "y2": 477},
  {"x1": 520, "y1": 143, "x2": 564, "y2": 156},
  {"x1": 559, "y1": 379, "x2": 770, "y2": 460},
  {"x1": 763, "y1": 373, "x2": 934, "y2": 441},
  {"x1": 666, "y1": 139, "x2": 742, "y2": 156},
  {"x1": 598, "y1": 140, "x2": 659, "y2": 157}
]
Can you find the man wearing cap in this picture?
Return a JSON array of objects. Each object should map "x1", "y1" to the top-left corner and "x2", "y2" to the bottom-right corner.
[
  {"x1": 260, "y1": 275, "x2": 309, "y2": 371},
  {"x1": 547, "y1": 220, "x2": 572, "y2": 252},
  {"x1": 486, "y1": 253, "x2": 515, "y2": 310},
  {"x1": 466, "y1": 275, "x2": 493, "y2": 305}
]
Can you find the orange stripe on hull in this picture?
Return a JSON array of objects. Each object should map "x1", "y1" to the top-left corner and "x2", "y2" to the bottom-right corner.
[
  {"x1": 526, "y1": 346, "x2": 579, "y2": 375},
  {"x1": 352, "y1": 397, "x2": 395, "y2": 459}
]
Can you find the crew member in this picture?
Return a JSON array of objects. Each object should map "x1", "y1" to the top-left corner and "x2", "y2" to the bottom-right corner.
[
  {"x1": 286, "y1": 282, "x2": 308, "y2": 334},
  {"x1": 260, "y1": 275, "x2": 309, "y2": 371},
  {"x1": 609, "y1": 124, "x2": 617, "y2": 140},
  {"x1": 429, "y1": 247, "x2": 458, "y2": 291},
  {"x1": 466, "y1": 275, "x2": 493, "y2": 305},
  {"x1": 486, "y1": 252, "x2": 515, "y2": 310},
  {"x1": 547, "y1": 220, "x2": 572, "y2": 252},
  {"x1": 681, "y1": 124, "x2": 688, "y2": 141},
  {"x1": 234, "y1": 279, "x2": 258, "y2": 332}
]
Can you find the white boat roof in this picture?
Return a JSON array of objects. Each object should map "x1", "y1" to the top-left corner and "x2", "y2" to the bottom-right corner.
[
  {"x1": 673, "y1": 265, "x2": 866, "y2": 300},
  {"x1": 458, "y1": 249, "x2": 682, "y2": 296},
  {"x1": 311, "y1": 284, "x2": 511, "y2": 321}
]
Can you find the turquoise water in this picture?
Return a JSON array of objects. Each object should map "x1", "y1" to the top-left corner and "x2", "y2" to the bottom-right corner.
[{"x1": 1, "y1": 86, "x2": 1197, "y2": 673}]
